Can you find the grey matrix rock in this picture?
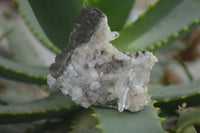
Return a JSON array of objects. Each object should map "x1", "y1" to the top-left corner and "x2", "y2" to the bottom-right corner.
[{"x1": 48, "y1": 8, "x2": 158, "y2": 112}]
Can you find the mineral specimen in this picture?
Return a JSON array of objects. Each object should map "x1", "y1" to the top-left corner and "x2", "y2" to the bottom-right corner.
[{"x1": 47, "y1": 8, "x2": 157, "y2": 112}]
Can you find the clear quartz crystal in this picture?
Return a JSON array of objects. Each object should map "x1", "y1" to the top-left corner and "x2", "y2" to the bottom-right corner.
[{"x1": 47, "y1": 14, "x2": 157, "y2": 112}]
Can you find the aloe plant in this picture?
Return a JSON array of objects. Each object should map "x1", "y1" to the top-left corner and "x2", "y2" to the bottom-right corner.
[{"x1": 0, "y1": 0, "x2": 200, "y2": 132}]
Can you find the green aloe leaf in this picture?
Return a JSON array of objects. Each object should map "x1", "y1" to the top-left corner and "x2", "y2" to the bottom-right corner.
[
  {"x1": 149, "y1": 80, "x2": 200, "y2": 102},
  {"x1": 0, "y1": 91, "x2": 76, "y2": 124},
  {"x1": 177, "y1": 108, "x2": 200, "y2": 133},
  {"x1": 71, "y1": 109, "x2": 100, "y2": 133},
  {"x1": 92, "y1": 104, "x2": 164, "y2": 133},
  {"x1": 0, "y1": 83, "x2": 45, "y2": 105},
  {"x1": 15, "y1": 0, "x2": 60, "y2": 53},
  {"x1": 86, "y1": 0, "x2": 135, "y2": 31},
  {"x1": 0, "y1": 118, "x2": 72, "y2": 133},
  {"x1": 113, "y1": 0, "x2": 200, "y2": 53},
  {"x1": 0, "y1": 125, "x2": 23, "y2": 133},
  {"x1": 0, "y1": 14, "x2": 45, "y2": 66},
  {"x1": 6, "y1": 24, "x2": 45, "y2": 66},
  {"x1": 1, "y1": 79, "x2": 200, "y2": 125},
  {"x1": 180, "y1": 126, "x2": 197, "y2": 133},
  {"x1": 0, "y1": 28, "x2": 13, "y2": 42},
  {"x1": 149, "y1": 80, "x2": 200, "y2": 113},
  {"x1": 0, "y1": 57, "x2": 48, "y2": 84},
  {"x1": 16, "y1": 0, "x2": 83, "y2": 52}
]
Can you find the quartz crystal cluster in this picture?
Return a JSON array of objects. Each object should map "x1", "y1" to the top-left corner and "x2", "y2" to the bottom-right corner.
[{"x1": 47, "y1": 8, "x2": 157, "y2": 112}]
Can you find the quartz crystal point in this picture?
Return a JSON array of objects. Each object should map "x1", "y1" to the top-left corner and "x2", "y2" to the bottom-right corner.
[{"x1": 47, "y1": 8, "x2": 158, "y2": 112}]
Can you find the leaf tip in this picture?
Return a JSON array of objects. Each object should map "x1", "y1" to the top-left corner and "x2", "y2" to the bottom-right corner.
[
  {"x1": 160, "y1": 118, "x2": 165, "y2": 122},
  {"x1": 152, "y1": 100, "x2": 158, "y2": 104},
  {"x1": 155, "y1": 107, "x2": 161, "y2": 112},
  {"x1": 91, "y1": 113, "x2": 97, "y2": 118},
  {"x1": 95, "y1": 124, "x2": 102, "y2": 130}
]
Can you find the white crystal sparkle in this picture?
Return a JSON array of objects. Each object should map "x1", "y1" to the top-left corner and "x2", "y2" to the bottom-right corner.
[{"x1": 47, "y1": 16, "x2": 157, "y2": 112}]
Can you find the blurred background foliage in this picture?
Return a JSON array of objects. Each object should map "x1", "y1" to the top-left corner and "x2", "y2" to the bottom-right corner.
[{"x1": 0, "y1": 0, "x2": 200, "y2": 132}]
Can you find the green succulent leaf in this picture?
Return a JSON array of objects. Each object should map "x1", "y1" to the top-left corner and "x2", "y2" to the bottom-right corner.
[
  {"x1": 180, "y1": 126, "x2": 197, "y2": 133},
  {"x1": 71, "y1": 109, "x2": 100, "y2": 133},
  {"x1": 149, "y1": 80, "x2": 200, "y2": 102},
  {"x1": 0, "y1": 125, "x2": 23, "y2": 133},
  {"x1": 86, "y1": 0, "x2": 135, "y2": 31},
  {"x1": 15, "y1": 0, "x2": 60, "y2": 53},
  {"x1": 0, "y1": 28, "x2": 13, "y2": 42},
  {"x1": 16, "y1": 0, "x2": 83, "y2": 52},
  {"x1": 149, "y1": 80, "x2": 200, "y2": 113},
  {"x1": 91, "y1": 104, "x2": 164, "y2": 133},
  {"x1": 113, "y1": 0, "x2": 200, "y2": 53},
  {"x1": 0, "y1": 14, "x2": 45, "y2": 66},
  {"x1": 0, "y1": 91, "x2": 76, "y2": 124},
  {"x1": 0, "y1": 57, "x2": 48, "y2": 84},
  {"x1": 177, "y1": 108, "x2": 200, "y2": 133},
  {"x1": 0, "y1": 83, "x2": 45, "y2": 105},
  {"x1": 1, "y1": 79, "x2": 200, "y2": 125},
  {"x1": 0, "y1": 118, "x2": 72, "y2": 133}
]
